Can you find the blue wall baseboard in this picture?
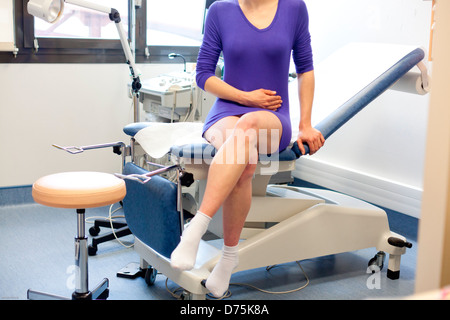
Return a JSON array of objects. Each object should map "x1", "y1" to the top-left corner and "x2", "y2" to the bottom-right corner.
[{"x1": 0, "y1": 185, "x2": 34, "y2": 207}]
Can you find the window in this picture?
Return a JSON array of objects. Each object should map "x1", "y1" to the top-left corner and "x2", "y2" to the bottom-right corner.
[
  {"x1": 34, "y1": 1, "x2": 129, "y2": 40},
  {"x1": 0, "y1": 0, "x2": 17, "y2": 55},
  {"x1": 146, "y1": 0, "x2": 205, "y2": 47},
  {"x1": 0, "y1": 0, "x2": 212, "y2": 64}
]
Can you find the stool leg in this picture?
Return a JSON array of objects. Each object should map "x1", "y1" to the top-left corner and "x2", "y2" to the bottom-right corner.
[
  {"x1": 28, "y1": 207, "x2": 109, "y2": 300},
  {"x1": 73, "y1": 209, "x2": 91, "y2": 299}
]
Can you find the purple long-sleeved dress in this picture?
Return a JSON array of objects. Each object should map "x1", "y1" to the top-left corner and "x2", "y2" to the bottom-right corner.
[{"x1": 196, "y1": 0, "x2": 313, "y2": 152}]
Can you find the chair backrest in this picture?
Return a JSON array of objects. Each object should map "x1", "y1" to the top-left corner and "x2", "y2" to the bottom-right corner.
[{"x1": 122, "y1": 162, "x2": 181, "y2": 259}]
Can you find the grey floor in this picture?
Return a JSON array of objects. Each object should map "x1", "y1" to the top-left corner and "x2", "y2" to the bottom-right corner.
[{"x1": 0, "y1": 184, "x2": 418, "y2": 301}]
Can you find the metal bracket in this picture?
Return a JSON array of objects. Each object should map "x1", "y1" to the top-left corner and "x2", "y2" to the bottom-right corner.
[
  {"x1": 33, "y1": 39, "x2": 39, "y2": 53},
  {"x1": 13, "y1": 46, "x2": 19, "y2": 58},
  {"x1": 52, "y1": 141, "x2": 129, "y2": 170},
  {"x1": 53, "y1": 142, "x2": 126, "y2": 154},
  {"x1": 114, "y1": 163, "x2": 180, "y2": 184},
  {"x1": 416, "y1": 61, "x2": 431, "y2": 92}
]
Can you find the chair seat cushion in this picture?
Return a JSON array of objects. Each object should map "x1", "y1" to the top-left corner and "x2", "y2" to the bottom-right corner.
[
  {"x1": 32, "y1": 172, "x2": 126, "y2": 209},
  {"x1": 124, "y1": 122, "x2": 298, "y2": 162}
]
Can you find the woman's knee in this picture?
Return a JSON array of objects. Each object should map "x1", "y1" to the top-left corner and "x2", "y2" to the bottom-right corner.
[
  {"x1": 238, "y1": 163, "x2": 257, "y2": 184},
  {"x1": 235, "y1": 113, "x2": 259, "y2": 132},
  {"x1": 234, "y1": 112, "x2": 281, "y2": 154},
  {"x1": 204, "y1": 116, "x2": 240, "y2": 150},
  {"x1": 233, "y1": 114, "x2": 260, "y2": 147}
]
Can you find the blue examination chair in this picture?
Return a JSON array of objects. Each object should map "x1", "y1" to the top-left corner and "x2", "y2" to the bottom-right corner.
[{"x1": 118, "y1": 47, "x2": 425, "y2": 299}]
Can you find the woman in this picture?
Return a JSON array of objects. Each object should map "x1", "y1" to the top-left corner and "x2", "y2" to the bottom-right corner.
[{"x1": 170, "y1": 0, "x2": 324, "y2": 298}]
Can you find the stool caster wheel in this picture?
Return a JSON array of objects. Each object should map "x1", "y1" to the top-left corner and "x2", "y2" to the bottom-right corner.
[
  {"x1": 145, "y1": 267, "x2": 157, "y2": 286},
  {"x1": 89, "y1": 226, "x2": 101, "y2": 236},
  {"x1": 368, "y1": 251, "x2": 385, "y2": 273},
  {"x1": 88, "y1": 244, "x2": 98, "y2": 256}
]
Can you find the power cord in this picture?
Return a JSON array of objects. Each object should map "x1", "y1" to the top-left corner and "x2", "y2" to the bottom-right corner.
[
  {"x1": 230, "y1": 261, "x2": 310, "y2": 295},
  {"x1": 84, "y1": 202, "x2": 134, "y2": 249},
  {"x1": 164, "y1": 260, "x2": 309, "y2": 300}
]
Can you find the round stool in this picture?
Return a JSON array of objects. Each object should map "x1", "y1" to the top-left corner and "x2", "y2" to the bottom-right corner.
[{"x1": 27, "y1": 172, "x2": 126, "y2": 300}]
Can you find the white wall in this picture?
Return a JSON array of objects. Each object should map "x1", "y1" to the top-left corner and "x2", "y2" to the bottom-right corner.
[
  {"x1": 306, "y1": 0, "x2": 432, "y2": 64},
  {"x1": 0, "y1": 63, "x2": 182, "y2": 188},
  {"x1": 294, "y1": 0, "x2": 432, "y2": 217}
]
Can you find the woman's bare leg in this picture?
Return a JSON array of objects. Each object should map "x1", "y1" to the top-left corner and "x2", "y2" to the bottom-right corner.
[
  {"x1": 170, "y1": 116, "x2": 240, "y2": 271},
  {"x1": 199, "y1": 111, "x2": 281, "y2": 220},
  {"x1": 202, "y1": 111, "x2": 282, "y2": 297},
  {"x1": 170, "y1": 111, "x2": 282, "y2": 294},
  {"x1": 202, "y1": 162, "x2": 256, "y2": 297},
  {"x1": 221, "y1": 163, "x2": 256, "y2": 246}
]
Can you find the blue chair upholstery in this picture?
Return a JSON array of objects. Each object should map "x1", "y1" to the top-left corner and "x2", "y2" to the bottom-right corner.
[
  {"x1": 122, "y1": 162, "x2": 181, "y2": 258},
  {"x1": 123, "y1": 123, "x2": 298, "y2": 162}
]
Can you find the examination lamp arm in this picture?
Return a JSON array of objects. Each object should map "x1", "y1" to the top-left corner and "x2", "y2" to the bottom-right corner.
[
  {"x1": 109, "y1": 8, "x2": 141, "y2": 93},
  {"x1": 65, "y1": 0, "x2": 142, "y2": 118}
]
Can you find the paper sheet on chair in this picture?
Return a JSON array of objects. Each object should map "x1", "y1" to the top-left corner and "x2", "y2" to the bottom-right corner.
[{"x1": 134, "y1": 122, "x2": 207, "y2": 159}]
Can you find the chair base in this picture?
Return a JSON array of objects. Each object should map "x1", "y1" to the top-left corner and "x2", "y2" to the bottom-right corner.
[
  {"x1": 88, "y1": 218, "x2": 131, "y2": 256},
  {"x1": 27, "y1": 278, "x2": 109, "y2": 300}
]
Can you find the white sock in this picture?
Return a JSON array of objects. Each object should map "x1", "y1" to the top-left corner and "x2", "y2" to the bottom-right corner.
[
  {"x1": 170, "y1": 211, "x2": 211, "y2": 271},
  {"x1": 205, "y1": 244, "x2": 239, "y2": 298}
]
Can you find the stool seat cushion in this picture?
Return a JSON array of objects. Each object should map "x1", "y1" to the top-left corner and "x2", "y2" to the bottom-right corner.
[{"x1": 32, "y1": 172, "x2": 126, "y2": 209}]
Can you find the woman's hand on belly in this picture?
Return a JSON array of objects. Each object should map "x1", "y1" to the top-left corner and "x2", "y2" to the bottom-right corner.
[
  {"x1": 203, "y1": 76, "x2": 281, "y2": 110},
  {"x1": 240, "y1": 89, "x2": 282, "y2": 110}
]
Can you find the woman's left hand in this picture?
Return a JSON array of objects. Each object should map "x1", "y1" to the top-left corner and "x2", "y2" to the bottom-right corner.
[{"x1": 297, "y1": 125, "x2": 325, "y2": 155}]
